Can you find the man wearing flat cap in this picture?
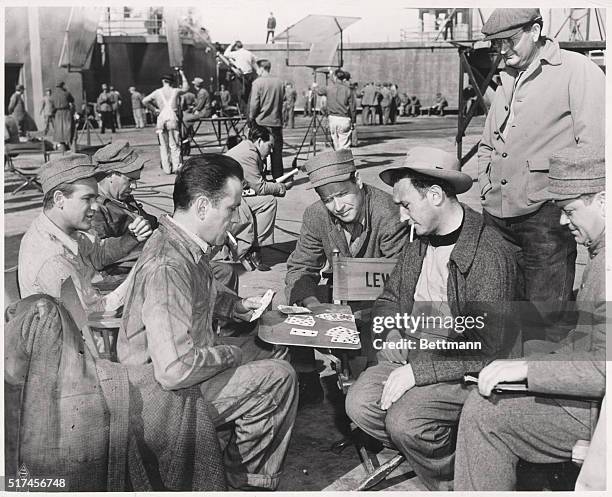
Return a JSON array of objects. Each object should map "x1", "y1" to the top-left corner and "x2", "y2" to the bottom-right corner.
[
  {"x1": 346, "y1": 147, "x2": 520, "y2": 490},
  {"x1": 18, "y1": 154, "x2": 150, "y2": 313},
  {"x1": 478, "y1": 8, "x2": 605, "y2": 343},
  {"x1": 285, "y1": 149, "x2": 409, "y2": 405},
  {"x1": 454, "y1": 147, "x2": 605, "y2": 490},
  {"x1": 93, "y1": 140, "x2": 238, "y2": 291}
]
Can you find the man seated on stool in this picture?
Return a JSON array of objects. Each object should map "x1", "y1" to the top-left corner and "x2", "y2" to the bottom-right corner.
[
  {"x1": 345, "y1": 147, "x2": 519, "y2": 490},
  {"x1": 18, "y1": 153, "x2": 153, "y2": 312},
  {"x1": 183, "y1": 77, "x2": 212, "y2": 131},
  {"x1": 93, "y1": 140, "x2": 238, "y2": 292},
  {"x1": 454, "y1": 147, "x2": 605, "y2": 491},
  {"x1": 116, "y1": 154, "x2": 297, "y2": 490},
  {"x1": 285, "y1": 149, "x2": 410, "y2": 406},
  {"x1": 225, "y1": 123, "x2": 290, "y2": 271}
]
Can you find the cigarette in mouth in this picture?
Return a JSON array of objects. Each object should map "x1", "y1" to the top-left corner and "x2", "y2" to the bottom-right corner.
[{"x1": 410, "y1": 223, "x2": 415, "y2": 243}]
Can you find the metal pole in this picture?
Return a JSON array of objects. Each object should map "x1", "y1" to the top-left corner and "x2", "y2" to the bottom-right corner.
[
  {"x1": 586, "y1": 8, "x2": 591, "y2": 40},
  {"x1": 457, "y1": 49, "x2": 464, "y2": 160}
]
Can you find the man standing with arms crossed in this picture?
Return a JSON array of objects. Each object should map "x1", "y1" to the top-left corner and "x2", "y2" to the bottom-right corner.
[
  {"x1": 478, "y1": 8, "x2": 604, "y2": 342},
  {"x1": 250, "y1": 59, "x2": 285, "y2": 179}
]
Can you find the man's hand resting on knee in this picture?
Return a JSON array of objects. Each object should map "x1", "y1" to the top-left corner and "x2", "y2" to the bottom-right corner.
[{"x1": 380, "y1": 363, "x2": 416, "y2": 410}]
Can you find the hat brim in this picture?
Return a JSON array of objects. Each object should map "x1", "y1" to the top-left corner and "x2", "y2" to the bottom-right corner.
[
  {"x1": 483, "y1": 26, "x2": 525, "y2": 40},
  {"x1": 99, "y1": 155, "x2": 147, "y2": 177},
  {"x1": 306, "y1": 171, "x2": 353, "y2": 190},
  {"x1": 379, "y1": 166, "x2": 473, "y2": 194}
]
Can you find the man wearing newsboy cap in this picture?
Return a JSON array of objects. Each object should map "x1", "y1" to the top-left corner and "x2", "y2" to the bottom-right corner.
[
  {"x1": 18, "y1": 153, "x2": 150, "y2": 313},
  {"x1": 455, "y1": 147, "x2": 605, "y2": 490},
  {"x1": 346, "y1": 147, "x2": 520, "y2": 490},
  {"x1": 285, "y1": 149, "x2": 409, "y2": 406},
  {"x1": 478, "y1": 9, "x2": 604, "y2": 343}
]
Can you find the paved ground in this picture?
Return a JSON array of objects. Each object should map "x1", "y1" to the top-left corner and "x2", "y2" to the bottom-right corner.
[{"x1": 3, "y1": 114, "x2": 586, "y2": 491}]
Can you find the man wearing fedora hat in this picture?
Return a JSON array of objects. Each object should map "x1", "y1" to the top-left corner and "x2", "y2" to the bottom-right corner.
[
  {"x1": 346, "y1": 147, "x2": 520, "y2": 490},
  {"x1": 18, "y1": 153, "x2": 152, "y2": 312},
  {"x1": 285, "y1": 149, "x2": 409, "y2": 404},
  {"x1": 454, "y1": 147, "x2": 605, "y2": 490},
  {"x1": 478, "y1": 8, "x2": 605, "y2": 343}
]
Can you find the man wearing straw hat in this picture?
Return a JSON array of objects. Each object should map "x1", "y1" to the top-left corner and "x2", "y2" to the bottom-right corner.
[
  {"x1": 454, "y1": 147, "x2": 605, "y2": 491},
  {"x1": 478, "y1": 8, "x2": 605, "y2": 343},
  {"x1": 285, "y1": 149, "x2": 409, "y2": 405},
  {"x1": 18, "y1": 153, "x2": 152, "y2": 312},
  {"x1": 346, "y1": 147, "x2": 519, "y2": 490}
]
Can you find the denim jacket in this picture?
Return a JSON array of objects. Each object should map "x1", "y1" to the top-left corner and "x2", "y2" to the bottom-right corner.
[{"x1": 117, "y1": 215, "x2": 243, "y2": 390}]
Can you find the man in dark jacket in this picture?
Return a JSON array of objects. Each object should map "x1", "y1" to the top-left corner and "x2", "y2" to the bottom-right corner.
[
  {"x1": 93, "y1": 141, "x2": 238, "y2": 292},
  {"x1": 346, "y1": 147, "x2": 520, "y2": 490},
  {"x1": 285, "y1": 149, "x2": 410, "y2": 404}
]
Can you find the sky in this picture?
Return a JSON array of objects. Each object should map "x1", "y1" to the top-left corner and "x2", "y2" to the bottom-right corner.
[{"x1": 194, "y1": 0, "x2": 419, "y2": 44}]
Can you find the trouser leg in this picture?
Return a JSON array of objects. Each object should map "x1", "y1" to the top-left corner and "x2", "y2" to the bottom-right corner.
[
  {"x1": 244, "y1": 195, "x2": 277, "y2": 246},
  {"x1": 455, "y1": 389, "x2": 591, "y2": 491},
  {"x1": 200, "y1": 353, "x2": 297, "y2": 490},
  {"x1": 346, "y1": 362, "x2": 469, "y2": 490},
  {"x1": 266, "y1": 126, "x2": 284, "y2": 179},
  {"x1": 157, "y1": 129, "x2": 172, "y2": 174},
  {"x1": 483, "y1": 203, "x2": 576, "y2": 342},
  {"x1": 168, "y1": 128, "x2": 181, "y2": 170}
]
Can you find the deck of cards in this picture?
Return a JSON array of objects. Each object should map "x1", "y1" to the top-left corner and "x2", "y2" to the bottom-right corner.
[
  {"x1": 278, "y1": 304, "x2": 312, "y2": 315},
  {"x1": 249, "y1": 289, "x2": 275, "y2": 322},
  {"x1": 325, "y1": 326, "x2": 359, "y2": 344},
  {"x1": 285, "y1": 315, "x2": 316, "y2": 327},
  {"x1": 316, "y1": 312, "x2": 355, "y2": 322}
]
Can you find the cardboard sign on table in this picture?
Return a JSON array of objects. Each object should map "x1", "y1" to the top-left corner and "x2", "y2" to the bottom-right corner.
[{"x1": 257, "y1": 303, "x2": 360, "y2": 350}]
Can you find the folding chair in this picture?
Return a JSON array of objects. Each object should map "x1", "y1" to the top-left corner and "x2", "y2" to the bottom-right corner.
[
  {"x1": 4, "y1": 139, "x2": 53, "y2": 195},
  {"x1": 59, "y1": 277, "x2": 122, "y2": 362},
  {"x1": 330, "y1": 250, "x2": 409, "y2": 490}
]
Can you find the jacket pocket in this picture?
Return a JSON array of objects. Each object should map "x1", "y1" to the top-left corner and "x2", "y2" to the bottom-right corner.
[{"x1": 526, "y1": 158, "x2": 550, "y2": 204}]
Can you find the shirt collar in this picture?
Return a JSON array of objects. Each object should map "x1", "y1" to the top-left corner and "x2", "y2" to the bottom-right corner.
[
  {"x1": 38, "y1": 212, "x2": 80, "y2": 255},
  {"x1": 166, "y1": 215, "x2": 210, "y2": 254}
]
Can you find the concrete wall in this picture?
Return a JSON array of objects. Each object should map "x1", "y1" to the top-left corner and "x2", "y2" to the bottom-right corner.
[
  {"x1": 5, "y1": 7, "x2": 85, "y2": 129},
  {"x1": 246, "y1": 42, "x2": 460, "y2": 109}
]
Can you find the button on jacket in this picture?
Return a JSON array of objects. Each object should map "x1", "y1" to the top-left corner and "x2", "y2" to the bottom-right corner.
[
  {"x1": 478, "y1": 39, "x2": 605, "y2": 218},
  {"x1": 117, "y1": 216, "x2": 243, "y2": 390}
]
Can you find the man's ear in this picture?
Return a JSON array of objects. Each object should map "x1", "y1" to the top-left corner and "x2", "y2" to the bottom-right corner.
[
  {"x1": 195, "y1": 195, "x2": 210, "y2": 220},
  {"x1": 428, "y1": 185, "x2": 445, "y2": 206},
  {"x1": 53, "y1": 190, "x2": 65, "y2": 208},
  {"x1": 354, "y1": 171, "x2": 363, "y2": 189},
  {"x1": 531, "y1": 23, "x2": 541, "y2": 42}
]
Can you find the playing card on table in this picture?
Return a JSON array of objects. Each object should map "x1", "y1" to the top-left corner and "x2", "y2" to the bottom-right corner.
[
  {"x1": 330, "y1": 334, "x2": 359, "y2": 344},
  {"x1": 290, "y1": 328, "x2": 318, "y2": 337},
  {"x1": 325, "y1": 326, "x2": 359, "y2": 336},
  {"x1": 278, "y1": 304, "x2": 312, "y2": 314},
  {"x1": 316, "y1": 312, "x2": 355, "y2": 322},
  {"x1": 285, "y1": 315, "x2": 316, "y2": 327}
]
